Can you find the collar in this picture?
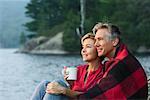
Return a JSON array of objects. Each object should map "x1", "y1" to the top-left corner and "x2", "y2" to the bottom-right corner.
[{"x1": 114, "y1": 43, "x2": 129, "y2": 60}]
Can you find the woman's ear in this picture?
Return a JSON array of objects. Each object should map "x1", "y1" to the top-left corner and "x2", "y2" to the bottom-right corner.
[{"x1": 112, "y1": 38, "x2": 119, "y2": 47}]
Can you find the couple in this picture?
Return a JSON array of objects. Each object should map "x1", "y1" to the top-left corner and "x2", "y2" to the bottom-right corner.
[{"x1": 31, "y1": 22, "x2": 148, "y2": 99}]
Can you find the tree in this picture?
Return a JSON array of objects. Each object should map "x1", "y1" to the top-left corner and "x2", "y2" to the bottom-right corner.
[
  {"x1": 25, "y1": 0, "x2": 64, "y2": 36},
  {"x1": 25, "y1": 0, "x2": 41, "y2": 32},
  {"x1": 25, "y1": 0, "x2": 150, "y2": 52},
  {"x1": 20, "y1": 32, "x2": 26, "y2": 45}
]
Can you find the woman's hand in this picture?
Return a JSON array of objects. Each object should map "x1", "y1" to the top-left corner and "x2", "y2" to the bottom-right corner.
[
  {"x1": 46, "y1": 81, "x2": 84, "y2": 98},
  {"x1": 46, "y1": 82, "x2": 66, "y2": 94}
]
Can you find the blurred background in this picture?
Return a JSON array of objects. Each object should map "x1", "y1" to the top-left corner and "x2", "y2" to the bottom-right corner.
[{"x1": 0, "y1": 0, "x2": 150, "y2": 99}]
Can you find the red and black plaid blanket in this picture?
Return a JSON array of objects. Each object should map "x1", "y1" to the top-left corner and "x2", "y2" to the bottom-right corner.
[{"x1": 78, "y1": 43, "x2": 148, "y2": 99}]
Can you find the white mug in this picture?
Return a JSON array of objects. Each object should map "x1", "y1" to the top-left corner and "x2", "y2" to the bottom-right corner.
[
  {"x1": 66, "y1": 67, "x2": 77, "y2": 80},
  {"x1": 62, "y1": 66, "x2": 77, "y2": 80}
]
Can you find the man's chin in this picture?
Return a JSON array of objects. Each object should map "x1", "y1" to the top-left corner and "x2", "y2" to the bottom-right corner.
[{"x1": 98, "y1": 53, "x2": 104, "y2": 57}]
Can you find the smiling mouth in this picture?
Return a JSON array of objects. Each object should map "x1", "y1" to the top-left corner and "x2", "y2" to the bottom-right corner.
[
  {"x1": 82, "y1": 54, "x2": 88, "y2": 57},
  {"x1": 97, "y1": 48, "x2": 103, "y2": 52}
]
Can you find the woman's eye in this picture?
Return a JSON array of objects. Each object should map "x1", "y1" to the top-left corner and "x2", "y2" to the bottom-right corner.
[{"x1": 87, "y1": 45, "x2": 92, "y2": 48}]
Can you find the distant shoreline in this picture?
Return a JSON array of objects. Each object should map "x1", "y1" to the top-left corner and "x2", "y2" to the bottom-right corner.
[{"x1": 0, "y1": 48, "x2": 150, "y2": 56}]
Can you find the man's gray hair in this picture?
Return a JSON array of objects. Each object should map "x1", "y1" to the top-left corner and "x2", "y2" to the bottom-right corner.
[{"x1": 92, "y1": 22, "x2": 121, "y2": 40}]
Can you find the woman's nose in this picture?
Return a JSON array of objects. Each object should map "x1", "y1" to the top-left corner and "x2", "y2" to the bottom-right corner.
[{"x1": 82, "y1": 48, "x2": 86, "y2": 53}]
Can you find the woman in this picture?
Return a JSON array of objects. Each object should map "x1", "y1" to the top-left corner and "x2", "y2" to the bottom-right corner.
[{"x1": 30, "y1": 33, "x2": 104, "y2": 100}]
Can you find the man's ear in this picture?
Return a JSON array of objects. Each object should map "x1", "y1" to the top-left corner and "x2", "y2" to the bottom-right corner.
[{"x1": 112, "y1": 38, "x2": 119, "y2": 47}]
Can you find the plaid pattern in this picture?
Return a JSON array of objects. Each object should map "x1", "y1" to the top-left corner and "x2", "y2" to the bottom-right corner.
[{"x1": 78, "y1": 43, "x2": 148, "y2": 99}]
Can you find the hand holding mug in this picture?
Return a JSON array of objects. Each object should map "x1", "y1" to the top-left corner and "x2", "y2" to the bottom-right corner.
[{"x1": 62, "y1": 66, "x2": 77, "y2": 85}]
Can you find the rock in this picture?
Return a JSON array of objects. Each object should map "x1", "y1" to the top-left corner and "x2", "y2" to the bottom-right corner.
[
  {"x1": 137, "y1": 46, "x2": 150, "y2": 53},
  {"x1": 30, "y1": 49, "x2": 68, "y2": 55},
  {"x1": 19, "y1": 36, "x2": 48, "y2": 53},
  {"x1": 18, "y1": 32, "x2": 68, "y2": 54},
  {"x1": 34, "y1": 32, "x2": 63, "y2": 50}
]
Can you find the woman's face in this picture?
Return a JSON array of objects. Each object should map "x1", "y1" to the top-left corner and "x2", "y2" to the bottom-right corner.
[{"x1": 81, "y1": 38, "x2": 98, "y2": 62}]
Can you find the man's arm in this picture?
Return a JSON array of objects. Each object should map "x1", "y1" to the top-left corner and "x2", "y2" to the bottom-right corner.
[
  {"x1": 78, "y1": 60, "x2": 142, "y2": 99},
  {"x1": 78, "y1": 74, "x2": 117, "y2": 99},
  {"x1": 62, "y1": 88, "x2": 83, "y2": 98}
]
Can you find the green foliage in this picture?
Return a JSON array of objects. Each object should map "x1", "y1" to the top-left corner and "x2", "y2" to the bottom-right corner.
[
  {"x1": 25, "y1": 0, "x2": 64, "y2": 35},
  {"x1": 25, "y1": 0, "x2": 150, "y2": 52},
  {"x1": 20, "y1": 32, "x2": 26, "y2": 45},
  {"x1": 60, "y1": 0, "x2": 81, "y2": 52},
  {"x1": 63, "y1": 28, "x2": 80, "y2": 52},
  {"x1": 63, "y1": 13, "x2": 81, "y2": 52},
  {"x1": 45, "y1": 23, "x2": 66, "y2": 37},
  {"x1": 63, "y1": 27, "x2": 81, "y2": 52}
]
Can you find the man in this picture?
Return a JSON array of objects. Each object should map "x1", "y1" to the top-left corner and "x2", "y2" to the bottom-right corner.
[{"x1": 78, "y1": 22, "x2": 148, "y2": 99}]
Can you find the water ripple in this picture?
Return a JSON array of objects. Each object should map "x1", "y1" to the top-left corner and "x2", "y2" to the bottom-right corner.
[{"x1": 0, "y1": 49, "x2": 149, "y2": 100}]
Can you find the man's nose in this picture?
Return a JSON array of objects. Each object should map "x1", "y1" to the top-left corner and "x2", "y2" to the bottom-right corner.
[{"x1": 94, "y1": 41, "x2": 99, "y2": 47}]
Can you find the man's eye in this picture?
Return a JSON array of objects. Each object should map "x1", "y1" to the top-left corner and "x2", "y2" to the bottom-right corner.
[{"x1": 98, "y1": 38, "x2": 103, "y2": 41}]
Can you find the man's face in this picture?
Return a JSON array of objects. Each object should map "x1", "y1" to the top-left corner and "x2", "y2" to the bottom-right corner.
[{"x1": 94, "y1": 28, "x2": 115, "y2": 58}]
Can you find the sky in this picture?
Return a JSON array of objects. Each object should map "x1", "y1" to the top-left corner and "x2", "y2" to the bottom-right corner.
[{"x1": 0, "y1": 0, "x2": 31, "y2": 47}]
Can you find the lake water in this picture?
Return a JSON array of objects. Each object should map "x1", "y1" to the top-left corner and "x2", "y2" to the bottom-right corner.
[{"x1": 0, "y1": 49, "x2": 150, "y2": 100}]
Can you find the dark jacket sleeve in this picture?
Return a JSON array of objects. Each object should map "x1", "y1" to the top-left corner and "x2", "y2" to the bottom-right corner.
[{"x1": 78, "y1": 58, "x2": 148, "y2": 99}]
